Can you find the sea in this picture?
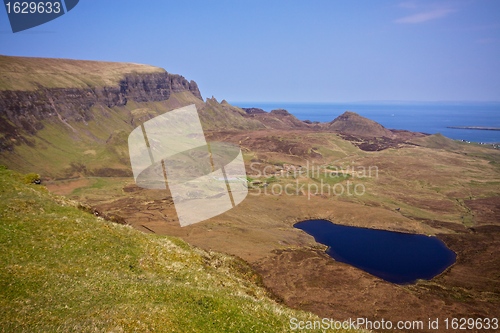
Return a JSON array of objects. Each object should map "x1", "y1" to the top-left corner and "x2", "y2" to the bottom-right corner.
[{"x1": 233, "y1": 102, "x2": 500, "y2": 144}]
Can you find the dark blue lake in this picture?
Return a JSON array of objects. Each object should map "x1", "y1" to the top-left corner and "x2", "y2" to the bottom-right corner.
[{"x1": 294, "y1": 219, "x2": 456, "y2": 284}]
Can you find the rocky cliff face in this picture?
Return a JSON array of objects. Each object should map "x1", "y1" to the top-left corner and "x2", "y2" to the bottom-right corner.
[{"x1": 0, "y1": 72, "x2": 202, "y2": 137}]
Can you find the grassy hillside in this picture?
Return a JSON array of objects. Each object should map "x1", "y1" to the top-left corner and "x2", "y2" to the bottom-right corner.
[
  {"x1": 0, "y1": 55, "x2": 165, "y2": 91},
  {"x1": 410, "y1": 133, "x2": 466, "y2": 150},
  {"x1": 1, "y1": 102, "x2": 137, "y2": 177},
  {"x1": 0, "y1": 166, "x2": 352, "y2": 332}
]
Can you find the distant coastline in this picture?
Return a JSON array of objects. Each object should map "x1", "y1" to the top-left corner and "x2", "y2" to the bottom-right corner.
[
  {"x1": 234, "y1": 102, "x2": 500, "y2": 143},
  {"x1": 447, "y1": 126, "x2": 500, "y2": 131}
]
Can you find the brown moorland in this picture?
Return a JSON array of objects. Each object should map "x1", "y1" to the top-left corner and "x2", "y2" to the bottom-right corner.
[{"x1": 49, "y1": 128, "x2": 500, "y2": 333}]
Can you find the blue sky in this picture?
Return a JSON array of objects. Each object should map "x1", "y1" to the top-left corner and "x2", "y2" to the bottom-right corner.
[{"x1": 1, "y1": 0, "x2": 499, "y2": 102}]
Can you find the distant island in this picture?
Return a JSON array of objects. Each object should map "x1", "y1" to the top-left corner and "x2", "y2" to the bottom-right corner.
[{"x1": 447, "y1": 126, "x2": 500, "y2": 131}]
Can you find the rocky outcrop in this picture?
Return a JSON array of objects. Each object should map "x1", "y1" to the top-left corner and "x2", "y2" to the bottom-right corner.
[
  {"x1": 327, "y1": 111, "x2": 394, "y2": 138},
  {"x1": 269, "y1": 109, "x2": 292, "y2": 116},
  {"x1": 242, "y1": 107, "x2": 267, "y2": 115},
  {"x1": 0, "y1": 72, "x2": 202, "y2": 136},
  {"x1": 168, "y1": 74, "x2": 202, "y2": 99}
]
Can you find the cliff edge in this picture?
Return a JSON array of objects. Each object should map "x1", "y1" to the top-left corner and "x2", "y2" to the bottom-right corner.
[{"x1": 0, "y1": 55, "x2": 202, "y2": 136}]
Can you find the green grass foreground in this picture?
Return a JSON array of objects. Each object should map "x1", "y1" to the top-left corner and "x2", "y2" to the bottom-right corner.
[{"x1": 0, "y1": 167, "x2": 357, "y2": 332}]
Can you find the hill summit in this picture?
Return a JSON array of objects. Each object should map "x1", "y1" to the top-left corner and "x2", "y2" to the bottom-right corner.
[{"x1": 327, "y1": 111, "x2": 394, "y2": 138}]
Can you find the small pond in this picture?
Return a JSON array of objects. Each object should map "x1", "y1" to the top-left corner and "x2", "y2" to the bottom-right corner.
[{"x1": 294, "y1": 219, "x2": 456, "y2": 284}]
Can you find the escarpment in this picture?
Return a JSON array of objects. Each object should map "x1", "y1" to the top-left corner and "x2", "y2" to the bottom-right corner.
[{"x1": 0, "y1": 72, "x2": 202, "y2": 135}]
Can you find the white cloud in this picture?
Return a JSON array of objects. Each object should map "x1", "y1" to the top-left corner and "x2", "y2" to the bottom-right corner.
[{"x1": 395, "y1": 7, "x2": 455, "y2": 24}]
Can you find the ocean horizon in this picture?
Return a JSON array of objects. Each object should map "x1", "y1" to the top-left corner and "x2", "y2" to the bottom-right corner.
[{"x1": 232, "y1": 101, "x2": 500, "y2": 144}]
